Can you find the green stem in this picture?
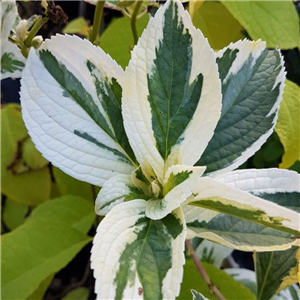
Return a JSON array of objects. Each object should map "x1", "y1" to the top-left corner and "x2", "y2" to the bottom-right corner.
[
  {"x1": 131, "y1": 1, "x2": 143, "y2": 45},
  {"x1": 21, "y1": 15, "x2": 48, "y2": 58},
  {"x1": 89, "y1": 0, "x2": 105, "y2": 45}
]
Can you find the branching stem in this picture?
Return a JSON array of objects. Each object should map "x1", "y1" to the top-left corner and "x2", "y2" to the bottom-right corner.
[
  {"x1": 21, "y1": 16, "x2": 48, "y2": 58},
  {"x1": 185, "y1": 240, "x2": 227, "y2": 300}
]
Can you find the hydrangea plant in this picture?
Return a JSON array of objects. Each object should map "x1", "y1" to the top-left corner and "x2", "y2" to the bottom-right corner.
[{"x1": 18, "y1": 0, "x2": 300, "y2": 299}]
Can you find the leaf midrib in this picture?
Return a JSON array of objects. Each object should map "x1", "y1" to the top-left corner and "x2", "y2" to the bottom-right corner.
[{"x1": 257, "y1": 252, "x2": 274, "y2": 300}]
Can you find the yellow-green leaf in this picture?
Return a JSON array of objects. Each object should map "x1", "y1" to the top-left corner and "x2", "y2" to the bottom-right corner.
[
  {"x1": 1, "y1": 104, "x2": 51, "y2": 206},
  {"x1": 61, "y1": 287, "x2": 89, "y2": 300},
  {"x1": 188, "y1": 1, "x2": 204, "y2": 18},
  {"x1": 62, "y1": 17, "x2": 91, "y2": 37},
  {"x1": 191, "y1": 1, "x2": 244, "y2": 50},
  {"x1": 221, "y1": 1, "x2": 300, "y2": 49},
  {"x1": 275, "y1": 80, "x2": 300, "y2": 168},
  {"x1": 3, "y1": 198, "x2": 29, "y2": 230},
  {"x1": 52, "y1": 167, "x2": 96, "y2": 201},
  {"x1": 22, "y1": 137, "x2": 49, "y2": 170},
  {"x1": 100, "y1": 14, "x2": 149, "y2": 69},
  {"x1": 1, "y1": 196, "x2": 94, "y2": 300},
  {"x1": 26, "y1": 274, "x2": 54, "y2": 300}
]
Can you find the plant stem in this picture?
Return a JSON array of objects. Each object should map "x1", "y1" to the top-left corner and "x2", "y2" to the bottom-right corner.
[
  {"x1": 131, "y1": 1, "x2": 143, "y2": 45},
  {"x1": 21, "y1": 16, "x2": 48, "y2": 58},
  {"x1": 185, "y1": 240, "x2": 227, "y2": 300},
  {"x1": 90, "y1": 0, "x2": 105, "y2": 45}
]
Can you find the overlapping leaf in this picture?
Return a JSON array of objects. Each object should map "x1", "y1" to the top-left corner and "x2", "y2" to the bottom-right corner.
[
  {"x1": 21, "y1": 34, "x2": 137, "y2": 186},
  {"x1": 186, "y1": 168, "x2": 300, "y2": 250},
  {"x1": 122, "y1": 0, "x2": 221, "y2": 180},
  {"x1": 91, "y1": 200, "x2": 186, "y2": 299},
  {"x1": 187, "y1": 214, "x2": 300, "y2": 252},
  {"x1": 189, "y1": 177, "x2": 300, "y2": 236},
  {"x1": 197, "y1": 39, "x2": 285, "y2": 175}
]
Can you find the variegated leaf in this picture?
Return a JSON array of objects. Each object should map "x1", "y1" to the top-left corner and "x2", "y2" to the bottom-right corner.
[
  {"x1": 183, "y1": 205, "x2": 219, "y2": 239},
  {"x1": 197, "y1": 39, "x2": 285, "y2": 175},
  {"x1": 122, "y1": 0, "x2": 221, "y2": 180},
  {"x1": 21, "y1": 34, "x2": 136, "y2": 186},
  {"x1": 225, "y1": 268, "x2": 300, "y2": 300},
  {"x1": 255, "y1": 247, "x2": 300, "y2": 300},
  {"x1": 191, "y1": 290, "x2": 210, "y2": 300},
  {"x1": 186, "y1": 168, "x2": 300, "y2": 250},
  {"x1": 91, "y1": 200, "x2": 186, "y2": 300},
  {"x1": 95, "y1": 174, "x2": 149, "y2": 215},
  {"x1": 1, "y1": 0, "x2": 25, "y2": 79},
  {"x1": 187, "y1": 214, "x2": 300, "y2": 251},
  {"x1": 146, "y1": 165, "x2": 205, "y2": 220},
  {"x1": 189, "y1": 177, "x2": 300, "y2": 236},
  {"x1": 215, "y1": 168, "x2": 299, "y2": 194},
  {"x1": 216, "y1": 169, "x2": 300, "y2": 212}
]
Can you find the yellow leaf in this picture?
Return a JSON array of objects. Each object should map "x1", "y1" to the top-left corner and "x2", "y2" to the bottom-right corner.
[{"x1": 275, "y1": 80, "x2": 300, "y2": 168}]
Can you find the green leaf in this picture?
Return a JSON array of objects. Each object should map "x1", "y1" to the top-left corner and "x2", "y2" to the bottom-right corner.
[
  {"x1": 21, "y1": 35, "x2": 136, "y2": 186},
  {"x1": 1, "y1": 0, "x2": 25, "y2": 79},
  {"x1": 100, "y1": 14, "x2": 149, "y2": 69},
  {"x1": 123, "y1": 0, "x2": 221, "y2": 180},
  {"x1": 275, "y1": 80, "x2": 300, "y2": 168},
  {"x1": 62, "y1": 17, "x2": 91, "y2": 37},
  {"x1": 197, "y1": 39, "x2": 285, "y2": 175},
  {"x1": 3, "y1": 198, "x2": 29, "y2": 230},
  {"x1": 52, "y1": 167, "x2": 95, "y2": 201},
  {"x1": 221, "y1": 1, "x2": 300, "y2": 49},
  {"x1": 178, "y1": 260, "x2": 256, "y2": 300},
  {"x1": 91, "y1": 200, "x2": 185, "y2": 300},
  {"x1": 1, "y1": 196, "x2": 94, "y2": 300},
  {"x1": 1, "y1": 104, "x2": 51, "y2": 206},
  {"x1": 187, "y1": 214, "x2": 299, "y2": 252},
  {"x1": 192, "y1": 1, "x2": 244, "y2": 50},
  {"x1": 191, "y1": 289, "x2": 210, "y2": 300},
  {"x1": 61, "y1": 287, "x2": 89, "y2": 300},
  {"x1": 255, "y1": 247, "x2": 300, "y2": 300}
]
